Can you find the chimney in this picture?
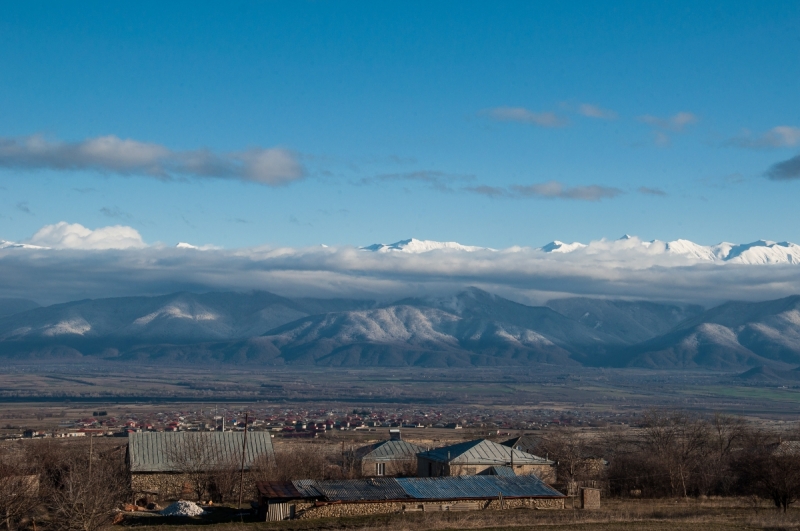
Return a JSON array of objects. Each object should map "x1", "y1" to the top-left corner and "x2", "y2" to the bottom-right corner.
[{"x1": 389, "y1": 429, "x2": 402, "y2": 441}]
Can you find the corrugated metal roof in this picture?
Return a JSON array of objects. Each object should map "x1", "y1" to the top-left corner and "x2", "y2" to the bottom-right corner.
[
  {"x1": 358, "y1": 440, "x2": 427, "y2": 461},
  {"x1": 483, "y1": 465, "x2": 516, "y2": 477},
  {"x1": 257, "y1": 481, "x2": 302, "y2": 499},
  {"x1": 283, "y1": 476, "x2": 563, "y2": 502},
  {"x1": 396, "y1": 475, "x2": 563, "y2": 499},
  {"x1": 310, "y1": 478, "x2": 410, "y2": 502},
  {"x1": 128, "y1": 431, "x2": 274, "y2": 473},
  {"x1": 416, "y1": 439, "x2": 553, "y2": 465},
  {"x1": 292, "y1": 479, "x2": 323, "y2": 498}
]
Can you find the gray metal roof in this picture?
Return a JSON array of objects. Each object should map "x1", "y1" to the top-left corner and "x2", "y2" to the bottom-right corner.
[
  {"x1": 128, "y1": 431, "x2": 274, "y2": 473},
  {"x1": 482, "y1": 465, "x2": 516, "y2": 477},
  {"x1": 501, "y1": 435, "x2": 539, "y2": 455},
  {"x1": 292, "y1": 479, "x2": 324, "y2": 498},
  {"x1": 309, "y1": 478, "x2": 410, "y2": 502},
  {"x1": 416, "y1": 439, "x2": 554, "y2": 466},
  {"x1": 274, "y1": 475, "x2": 563, "y2": 502},
  {"x1": 396, "y1": 475, "x2": 563, "y2": 499},
  {"x1": 357, "y1": 440, "x2": 427, "y2": 461}
]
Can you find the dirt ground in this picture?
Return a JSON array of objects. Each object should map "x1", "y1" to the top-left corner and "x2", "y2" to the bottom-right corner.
[{"x1": 122, "y1": 497, "x2": 800, "y2": 531}]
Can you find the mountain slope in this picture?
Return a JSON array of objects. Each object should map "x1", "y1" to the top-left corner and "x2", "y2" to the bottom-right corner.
[
  {"x1": 257, "y1": 301, "x2": 576, "y2": 367},
  {"x1": 546, "y1": 297, "x2": 704, "y2": 344},
  {"x1": 0, "y1": 291, "x2": 374, "y2": 352},
  {"x1": 614, "y1": 296, "x2": 800, "y2": 369}
]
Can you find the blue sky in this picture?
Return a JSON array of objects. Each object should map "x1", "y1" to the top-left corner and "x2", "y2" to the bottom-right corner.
[{"x1": 1, "y1": 1, "x2": 799, "y2": 249}]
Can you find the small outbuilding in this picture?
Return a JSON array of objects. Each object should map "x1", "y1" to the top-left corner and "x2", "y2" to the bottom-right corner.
[
  {"x1": 416, "y1": 439, "x2": 556, "y2": 483},
  {"x1": 355, "y1": 431, "x2": 426, "y2": 477},
  {"x1": 127, "y1": 431, "x2": 274, "y2": 501},
  {"x1": 257, "y1": 474, "x2": 565, "y2": 520}
]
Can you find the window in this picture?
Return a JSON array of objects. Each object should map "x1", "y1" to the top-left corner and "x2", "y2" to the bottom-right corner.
[{"x1": 376, "y1": 462, "x2": 386, "y2": 476}]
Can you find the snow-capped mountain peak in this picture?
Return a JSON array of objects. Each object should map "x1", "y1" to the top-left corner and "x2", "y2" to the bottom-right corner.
[
  {"x1": 0, "y1": 239, "x2": 49, "y2": 250},
  {"x1": 540, "y1": 240, "x2": 588, "y2": 253},
  {"x1": 361, "y1": 238, "x2": 489, "y2": 253}
]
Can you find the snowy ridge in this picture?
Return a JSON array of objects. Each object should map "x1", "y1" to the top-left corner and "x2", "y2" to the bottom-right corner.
[
  {"x1": 363, "y1": 236, "x2": 800, "y2": 264},
  {"x1": 0, "y1": 239, "x2": 48, "y2": 250},
  {"x1": 540, "y1": 240, "x2": 587, "y2": 253},
  {"x1": 361, "y1": 238, "x2": 489, "y2": 253}
]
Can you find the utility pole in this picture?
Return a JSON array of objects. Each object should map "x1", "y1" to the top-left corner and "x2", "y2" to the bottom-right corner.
[
  {"x1": 88, "y1": 433, "x2": 93, "y2": 478},
  {"x1": 237, "y1": 413, "x2": 249, "y2": 509}
]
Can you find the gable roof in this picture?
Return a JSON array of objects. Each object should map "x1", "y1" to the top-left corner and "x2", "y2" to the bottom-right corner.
[
  {"x1": 356, "y1": 439, "x2": 427, "y2": 461},
  {"x1": 127, "y1": 431, "x2": 274, "y2": 473},
  {"x1": 500, "y1": 434, "x2": 539, "y2": 454},
  {"x1": 416, "y1": 439, "x2": 553, "y2": 465}
]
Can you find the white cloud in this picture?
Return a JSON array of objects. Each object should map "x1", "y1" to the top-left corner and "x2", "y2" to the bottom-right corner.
[
  {"x1": 728, "y1": 126, "x2": 800, "y2": 149},
  {"x1": 5, "y1": 230, "x2": 800, "y2": 307},
  {"x1": 465, "y1": 181, "x2": 623, "y2": 201},
  {"x1": 483, "y1": 107, "x2": 568, "y2": 127},
  {"x1": 509, "y1": 181, "x2": 623, "y2": 201},
  {"x1": 28, "y1": 222, "x2": 146, "y2": 250},
  {"x1": 0, "y1": 134, "x2": 305, "y2": 186},
  {"x1": 638, "y1": 112, "x2": 698, "y2": 132},
  {"x1": 578, "y1": 103, "x2": 618, "y2": 120}
]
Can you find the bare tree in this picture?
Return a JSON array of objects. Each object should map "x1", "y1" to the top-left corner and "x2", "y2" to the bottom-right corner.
[
  {"x1": 386, "y1": 456, "x2": 417, "y2": 478},
  {"x1": 206, "y1": 455, "x2": 242, "y2": 503},
  {"x1": 47, "y1": 451, "x2": 129, "y2": 531},
  {"x1": 0, "y1": 448, "x2": 37, "y2": 531},
  {"x1": 165, "y1": 433, "x2": 224, "y2": 501},
  {"x1": 735, "y1": 432, "x2": 800, "y2": 512},
  {"x1": 537, "y1": 430, "x2": 592, "y2": 486},
  {"x1": 641, "y1": 410, "x2": 709, "y2": 498},
  {"x1": 254, "y1": 444, "x2": 332, "y2": 482}
]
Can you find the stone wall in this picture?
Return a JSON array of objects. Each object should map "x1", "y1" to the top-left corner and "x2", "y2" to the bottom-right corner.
[
  {"x1": 131, "y1": 472, "x2": 257, "y2": 502},
  {"x1": 580, "y1": 487, "x2": 601, "y2": 509},
  {"x1": 293, "y1": 497, "x2": 564, "y2": 519}
]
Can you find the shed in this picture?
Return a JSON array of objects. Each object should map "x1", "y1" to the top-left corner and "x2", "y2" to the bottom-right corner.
[
  {"x1": 355, "y1": 439, "x2": 426, "y2": 476},
  {"x1": 416, "y1": 439, "x2": 556, "y2": 483},
  {"x1": 256, "y1": 474, "x2": 565, "y2": 520},
  {"x1": 127, "y1": 431, "x2": 274, "y2": 502}
]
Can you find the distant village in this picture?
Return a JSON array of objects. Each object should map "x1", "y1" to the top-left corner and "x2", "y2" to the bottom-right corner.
[{"x1": 3, "y1": 404, "x2": 637, "y2": 440}]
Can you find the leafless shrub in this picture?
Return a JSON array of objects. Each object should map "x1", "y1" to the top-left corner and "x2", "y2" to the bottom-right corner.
[
  {"x1": 0, "y1": 446, "x2": 38, "y2": 531},
  {"x1": 253, "y1": 443, "x2": 341, "y2": 482},
  {"x1": 40, "y1": 441, "x2": 129, "y2": 531}
]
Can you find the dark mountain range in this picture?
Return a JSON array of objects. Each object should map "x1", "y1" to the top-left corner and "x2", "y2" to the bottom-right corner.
[
  {"x1": 1, "y1": 288, "x2": 800, "y2": 370},
  {"x1": 545, "y1": 297, "x2": 704, "y2": 344},
  {"x1": 612, "y1": 295, "x2": 800, "y2": 370},
  {"x1": 0, "y1": 298, "x2": 40, "y2": 318}
]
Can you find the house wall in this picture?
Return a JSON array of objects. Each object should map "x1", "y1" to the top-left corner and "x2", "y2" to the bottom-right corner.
[{"x1": 361, "y1": 458, "x2": 416, "y2": 477}]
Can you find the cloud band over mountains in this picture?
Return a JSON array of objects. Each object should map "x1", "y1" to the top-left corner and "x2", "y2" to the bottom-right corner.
[
  {"x1": 0, "y1": 134, "x2": 304, "y2": 185},
  {"x1": 3, "y1": 223, "x2": 800, "y2": 307}
]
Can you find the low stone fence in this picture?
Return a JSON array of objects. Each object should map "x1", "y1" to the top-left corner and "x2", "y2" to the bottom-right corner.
[{"x1": 294, "y1": 497, "x2": 564, "y2": 519}]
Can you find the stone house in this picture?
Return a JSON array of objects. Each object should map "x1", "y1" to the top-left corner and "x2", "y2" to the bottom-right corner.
[
  {"x1": 355, "y1": 431, "x2": 426, "y2": 477},
  {"x1": 256, "y1": 474, "x2": 565, "y2": 520},
  {"x1": 416, "y1": 439, "x2": 556, "y2": 483},
  {"x1": 127, "y1": 431, "x2": 274, "y2": 502}
]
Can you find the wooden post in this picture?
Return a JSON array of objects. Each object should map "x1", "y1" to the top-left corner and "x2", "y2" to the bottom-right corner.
[{"x1": 237, "y1": 413, "x2": 249, "y2": 509}]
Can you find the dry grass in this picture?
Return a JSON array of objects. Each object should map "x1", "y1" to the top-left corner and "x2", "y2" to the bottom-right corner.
[{"x1": 122, "y1": 497, "x2": 800, "y2": 531}]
